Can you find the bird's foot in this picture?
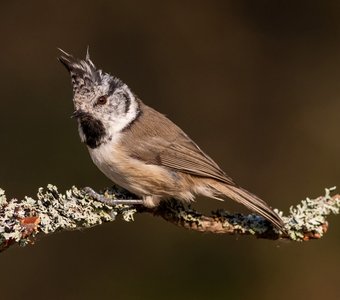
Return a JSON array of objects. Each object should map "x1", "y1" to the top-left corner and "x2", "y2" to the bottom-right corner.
[{"x1": 82, "y1": 187, "x2": 144, "y2": 205}]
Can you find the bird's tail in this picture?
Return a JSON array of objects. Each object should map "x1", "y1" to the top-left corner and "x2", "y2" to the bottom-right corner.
[{"x1": 209, "y1": 181, "x2": 285, "y2": 232}]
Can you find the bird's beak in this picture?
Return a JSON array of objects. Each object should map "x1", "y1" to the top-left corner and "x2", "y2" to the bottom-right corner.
[{"x1": 71, "y1": 110, "x2": 86, "y2": 119}]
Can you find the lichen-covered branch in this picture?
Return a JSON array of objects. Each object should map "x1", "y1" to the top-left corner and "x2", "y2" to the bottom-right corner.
[{"x1": 0, "y1": 185, "x2": 339, "y2": 252}]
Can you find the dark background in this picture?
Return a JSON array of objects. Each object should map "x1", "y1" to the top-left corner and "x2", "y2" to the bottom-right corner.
[{"x1": 1, "y1": 1, "x2": 339, "y2": 299}]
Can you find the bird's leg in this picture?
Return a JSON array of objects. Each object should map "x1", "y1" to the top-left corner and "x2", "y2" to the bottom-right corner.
[{"x1": 82, "y1": 187, "x2": 144, "y2": 205}]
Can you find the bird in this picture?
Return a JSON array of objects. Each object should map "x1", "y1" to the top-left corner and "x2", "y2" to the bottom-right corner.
[{"x1": 58, "y1": 48, "x2": 285, "y2": 232}]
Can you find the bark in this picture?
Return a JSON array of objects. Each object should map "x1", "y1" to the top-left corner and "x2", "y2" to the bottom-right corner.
[{"x1": 0, "y1": 185, "x2": 339, "y2": 252}]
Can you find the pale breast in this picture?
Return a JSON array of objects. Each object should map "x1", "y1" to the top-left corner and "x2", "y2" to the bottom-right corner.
[
  {"x1": 88, "y1": 136, "x2": 180, "y2": 197},
  {"x1": 88, "y1": 136, "x2": 128, "y2": 188}
]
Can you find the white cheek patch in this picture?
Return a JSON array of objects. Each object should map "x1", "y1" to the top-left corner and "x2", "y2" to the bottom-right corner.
[{"x1": 106, "y1": 92, "x2": 139, "y2": 134}]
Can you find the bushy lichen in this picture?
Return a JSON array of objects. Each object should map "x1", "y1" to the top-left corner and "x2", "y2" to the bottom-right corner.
[
  {"x1": 282, "y1": 187, "x2": 339, "y2": 241},
  {"x1": 0, "y1": 185, "x2": 339, "y2": 250},
  {"x1": 212, "y1": 187, "x2": 339, "y2": 240},
  {"x1": 0, "y1": 185, "x2": 138, "y2": 249}
]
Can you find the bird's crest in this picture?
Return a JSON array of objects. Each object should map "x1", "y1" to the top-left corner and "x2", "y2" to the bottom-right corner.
[{"x1": 58, "y1": 48, "x2": 104, "y2": 94}]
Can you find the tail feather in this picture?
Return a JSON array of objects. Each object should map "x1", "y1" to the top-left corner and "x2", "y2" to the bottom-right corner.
[{"x1": 209, "y1": 182, "x2": 285, "y2": 232}]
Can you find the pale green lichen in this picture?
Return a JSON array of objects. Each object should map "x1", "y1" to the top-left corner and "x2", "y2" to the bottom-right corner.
[
  {"x1": 0, "y1": 189, "x2": 7, "y2": 206},
  {"x1": 281, "y1": 187, "x2": 339, "y2": 241},
  {"x1": 212, "y1": 187, "x2": 339, "y2": 240},
  {"x1": 0, "y1": 185, "x2": 339, "y2": 250},
  {"x1": 0, "y1": 185, "x2": 137, "y2": 249}
]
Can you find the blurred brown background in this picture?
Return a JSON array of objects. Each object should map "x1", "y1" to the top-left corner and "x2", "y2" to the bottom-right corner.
[{"x1": 0, "y1": 1, "x2": 339, "y2": 299}]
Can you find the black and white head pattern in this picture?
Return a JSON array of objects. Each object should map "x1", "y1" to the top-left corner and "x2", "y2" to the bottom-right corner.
[{"x1": 59, "y1": 48, "x2": 140, "y2": 148}]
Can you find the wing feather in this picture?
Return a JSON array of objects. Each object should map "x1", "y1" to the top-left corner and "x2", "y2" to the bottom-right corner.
[
  {"x1": 122, "y1": 103, "x2": 235, "y2": 185},
  {"x1": 134, "y1": 133, "x2": 235, "y2": 185}
]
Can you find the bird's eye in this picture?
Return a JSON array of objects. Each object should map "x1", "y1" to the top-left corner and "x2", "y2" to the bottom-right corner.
[{"x1": 96, "y1": 95, "x2": 107, "y2": 105}]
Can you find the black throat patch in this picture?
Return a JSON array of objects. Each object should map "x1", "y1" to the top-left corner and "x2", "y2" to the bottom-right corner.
[{"x1": 77, "y1": 112, "x2": 106, "y2": 149}]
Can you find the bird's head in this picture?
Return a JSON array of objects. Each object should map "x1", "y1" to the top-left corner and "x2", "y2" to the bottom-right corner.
[{"x1": 58, "y1": 48, "x2": 140, "y2": 148}]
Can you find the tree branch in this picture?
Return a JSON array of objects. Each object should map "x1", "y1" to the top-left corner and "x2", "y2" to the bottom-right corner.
[{"x1": 0, "y1": 185, "x2": 339, "y2": 252}]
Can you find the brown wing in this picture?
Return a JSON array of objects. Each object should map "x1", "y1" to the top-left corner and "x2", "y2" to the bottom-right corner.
[
  {"x1": 158, "y1": 133, "x2": 236, "y2": 185},
  {"x1": 122, "y1": 102, "x2": 236, "y2": 186}
]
